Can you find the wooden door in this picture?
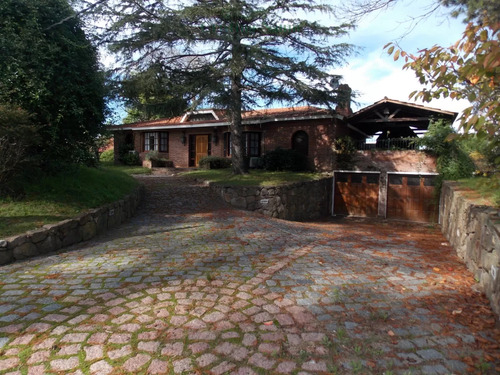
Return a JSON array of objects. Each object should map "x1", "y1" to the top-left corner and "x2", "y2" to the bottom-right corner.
[
  {"x1": 334, "y1": 172, "x2": 380, "y2": 217},
  {"x1": 195, "y1": 135, "x2": 209, "y2": 166},
  {"x1": 387, "y1": 174, "x2": 438, "y2": 222}
]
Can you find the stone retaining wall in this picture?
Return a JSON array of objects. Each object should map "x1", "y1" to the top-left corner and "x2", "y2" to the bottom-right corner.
[
  {"x1": 440, "y1": 181, "x2": 500, "y2": 317},
  {"x1": 209, "y1": 177, "x2": 332, "y2": 221},
  {"x1": 0, "y1": 185, "x2": 145, "y2": 265}
]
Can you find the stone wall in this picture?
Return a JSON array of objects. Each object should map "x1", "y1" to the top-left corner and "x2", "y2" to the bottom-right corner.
[
  {"x1": 210, "y1": 177, "x2": 332, "y2": 221},
  {"x1": 440, "y1": 181, "x2": 500, "y2": 317},
  {"x1": 0, "y1": 185, "x2": 145, "y2": 265}
]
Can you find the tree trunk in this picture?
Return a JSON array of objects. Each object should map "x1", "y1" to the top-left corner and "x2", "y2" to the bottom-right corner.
[
  {"x1": 230, "y1": 75, "x2": 247, "y2": 175},
  {"x1": 229, "y1": 2, "x2": 247, "y2": 175}
]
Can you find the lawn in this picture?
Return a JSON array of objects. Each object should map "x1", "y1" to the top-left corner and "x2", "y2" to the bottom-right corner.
[
  {"x1": 181, "y1": 168, "x2": 325, "y2": 186},
  {"x1": 99, "y1": 161, "x2": 152, "y2": 175},
  {"x1": 458, "y1": 175, "x2": 500, "y2": 207},
  {"x1": 0, "y1": 165, "x2": 140, "y2": 238}
]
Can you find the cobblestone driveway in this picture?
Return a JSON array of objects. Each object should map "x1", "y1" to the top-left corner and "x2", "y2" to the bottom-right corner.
[{"x1": 1, "y1": 176, "x2": 499, "y2": 375}]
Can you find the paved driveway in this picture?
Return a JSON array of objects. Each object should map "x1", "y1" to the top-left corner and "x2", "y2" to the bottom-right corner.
[{"x1": 1, "y1": 176, "x2": 499, "y2": 375}]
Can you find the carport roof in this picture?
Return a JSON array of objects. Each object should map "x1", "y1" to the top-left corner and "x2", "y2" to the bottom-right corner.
[{"x1": 348, "y1": 98, "x2": 458, "y2": 137}]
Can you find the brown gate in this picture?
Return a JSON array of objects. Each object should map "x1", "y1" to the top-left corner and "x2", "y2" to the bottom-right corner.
[
  {"x1": 334, "y1": 172, "x2": 379, "y2": 217},
  {"x1": 386, "y1": 173, "x2": 438, "y2": 222}
]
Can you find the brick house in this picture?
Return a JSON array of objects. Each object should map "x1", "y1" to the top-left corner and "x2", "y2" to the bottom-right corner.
[{"x1": 111, "y1": 97, "x2": 456, "y2": 172}]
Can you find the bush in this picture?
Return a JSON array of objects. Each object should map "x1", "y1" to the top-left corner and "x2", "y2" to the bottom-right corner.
[
  {"x1": 332, "y1": 136, "x2": 357, "y2": 170},
  {"x1": 263, "y1": 148, "x2": 308, "y2": 171},
  {"x1": 414, "y1": 120, "x2": 475, "y2": 189},
  {"x1": 99, "y1": 149, "x2": 114, "y2": 163},
  {"x1": 199, "y1": 156, "x2": 232, "y2": 169},
  {"x1": 0, "y1": 104, "x2": 38, "y2": 196},
  {"x1": 121, "y1": 152, "x2": 141, "y2": 166}
]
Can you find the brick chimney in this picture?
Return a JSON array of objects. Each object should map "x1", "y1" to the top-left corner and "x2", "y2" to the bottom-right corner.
[{"x1": 335, "y1": 84, "x2": 352, "y2": 117}]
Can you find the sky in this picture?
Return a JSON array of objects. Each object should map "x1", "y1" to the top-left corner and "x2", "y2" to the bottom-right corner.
[{"x1": 328, "y1": 0, "x2": 470, "y2": 116}]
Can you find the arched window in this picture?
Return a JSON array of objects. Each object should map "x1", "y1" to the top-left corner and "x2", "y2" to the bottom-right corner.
[{"x1": 292, "y1": 130, "x2": 309, "y2": 156}]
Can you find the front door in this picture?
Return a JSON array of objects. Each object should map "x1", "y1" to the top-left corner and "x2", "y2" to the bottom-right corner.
[{"x1": 195, "y1": 135, "x2": 209, "y2": 166}]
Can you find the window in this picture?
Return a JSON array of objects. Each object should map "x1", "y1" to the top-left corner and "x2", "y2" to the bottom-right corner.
[
  {"x1": 389, "y1": 175, "x2": 403, "y2": 185},
  {"x1": 143, "y1": 132, "x2": 168, "y2": 152},
  {"x1": 366, "y1": 174, "x2": 379, "y2": 184},
  {"x1": 407, "y1": 176, "x2": 421, "y2": 186},
  {"x1": 351, "y1": 174, "x2": 362, "y2": 184},
  {"x1": 244, "y1": 132, "x2": 261, "y2": 157},
  {"x1": 224, "y1": 132, "x2": 231, "y2": 157}
]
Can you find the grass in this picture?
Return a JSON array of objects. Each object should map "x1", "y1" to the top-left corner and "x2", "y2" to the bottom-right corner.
[
  {"x1": 181, "y1": 168, "x2": 324, "y2": 186},
  {"x1": 458, "y1": 175, "x2": 500, "y2": 207},
  {"x1": 100, "y1": 161, "x2": 152, "y2": 175},
  {"x1": 0, "y1": 165, "x2": 139, "y2": 238}
]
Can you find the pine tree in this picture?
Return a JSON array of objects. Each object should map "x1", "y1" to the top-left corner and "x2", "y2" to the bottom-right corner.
[{"x1": 99, "y1": 0, "x2": 354, "y2": 173}]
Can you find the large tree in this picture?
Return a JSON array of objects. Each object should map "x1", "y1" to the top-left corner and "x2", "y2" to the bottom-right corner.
[
  {"x1": 0, "y1": 0, "x2": 106, "y2": 168},
  {"x1": 92, "y1": 0, "x2": 354, "y2": 174}
]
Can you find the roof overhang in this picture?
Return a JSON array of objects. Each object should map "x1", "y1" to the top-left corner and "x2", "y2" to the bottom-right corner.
[{"x1": 110, "y1": 113, "x2": 341, "y2": 132}]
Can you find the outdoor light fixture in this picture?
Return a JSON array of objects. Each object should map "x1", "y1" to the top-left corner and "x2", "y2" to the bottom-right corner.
[{"x1": 181, "y1": 131, "x2": 187, "y2": 146}]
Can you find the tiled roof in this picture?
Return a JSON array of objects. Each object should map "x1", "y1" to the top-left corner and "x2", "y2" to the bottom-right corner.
[{"x1": 111, "y1": 106, "x2": 334, "y2": 130}]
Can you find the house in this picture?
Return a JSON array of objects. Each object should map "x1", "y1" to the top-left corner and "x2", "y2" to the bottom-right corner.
[
  {"x1": 111, "y1": 95, "x2": 457, "y2": 173},
  {"x1": 111, "y1": 96, "x2": 458, "y2": 222},
  {"x1": 112, "y1": 105, "x2": 349, "y2": 171}
]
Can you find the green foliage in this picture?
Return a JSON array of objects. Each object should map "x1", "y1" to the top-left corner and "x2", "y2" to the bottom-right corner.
[
  {"x1": 460, "y1": 176, "x2": 500, "y2": 206},
  {"x1": 0, "y1": 0, "x2": 106, "y2": 168},
  {"x1": 121, "y1": 152, "x2": 141, "y2": 166},
  {"x1": 414, "y1": 120, "x2": 475, "y2": 183},
  {"x1": 332, "y1": 136, "x2": 357, "y2": 170},
  {"x1": 144, "y1": 151, "x2": 166, "y2": 162},
  {"x1": 199, "y1": 156, "x2": 232, "y2": 170},
  {"x1": 117, "y1": 143, "x2": 136, "y2": 165},
  {"x1": 99, "y1": 149, "x2": 115, "y2": 163},
  {"x1": 386, "y1": 16, "x2": 499, "y2": 170},
  {"x1": 440, "y1": 0, "x2": 500, "y2": 22},
  {"x1": 263, "y1": 148, "x2": 309, "y2": 172},
  {"x1": 120, "y1": 64, "x2": 188, "y2": 123},
  {"x1": 0, "y1": 166, "x2": 138, "y2": 237},
  {"x1": 0, "y1": 104, "x2": 39, "y2": 196}
]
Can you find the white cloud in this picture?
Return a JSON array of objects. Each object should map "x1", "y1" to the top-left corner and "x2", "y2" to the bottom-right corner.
[{"x1": 337, "y1": 50, "x2": 469, "y2": 116}]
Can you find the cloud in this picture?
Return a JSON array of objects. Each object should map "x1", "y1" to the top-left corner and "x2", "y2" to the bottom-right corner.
[{"x1": 337, "y1": 49, "x2": 469, "y2": 123}]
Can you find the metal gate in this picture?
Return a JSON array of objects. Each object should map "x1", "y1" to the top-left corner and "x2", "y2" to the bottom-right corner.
[
  {"x1": 333, "y1": 172, "x2": 380, "y2": 217},
  {"x1": 386, "y1": 173, "x2": 439, "y2": 222}
]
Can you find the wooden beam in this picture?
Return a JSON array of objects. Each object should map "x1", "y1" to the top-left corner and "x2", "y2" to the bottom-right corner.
[{"x1": 355, "y1": 117, "x2": 429, "y2": 123}]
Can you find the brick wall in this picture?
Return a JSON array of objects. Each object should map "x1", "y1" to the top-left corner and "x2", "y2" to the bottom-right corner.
[
  {"x1": 122, "y1": 118, "x2": 341, "y2": 170},
  {"x1": 355, "y1": 150, "x2": 437, "y2": 173},
  {"x1": 246, "y1": 118, "x2": 341, "y2": 171}
]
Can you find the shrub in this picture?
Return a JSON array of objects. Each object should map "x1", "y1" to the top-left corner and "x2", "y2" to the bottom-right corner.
[
  {"x1": 199, "y1": 156, "x2": 232, "y2": 169},
  {"x1": 121, "y1": 152, "x2": 141, "y2": 166},
  {"x1": 414, "y1": 120, "x2": 475, "y2": 189},
  {"x1": 332, "y1": 136, "x2": 357, "y2": 170},
  {"x1": 262, "y1": 148, "x2": 308, "y2": 171},
  {"x1": 0, "y1": 104, "x2": 38, "y2": 196},
  {"x1": 99, "y1": 149, "x2": 114, "y2": 163}
]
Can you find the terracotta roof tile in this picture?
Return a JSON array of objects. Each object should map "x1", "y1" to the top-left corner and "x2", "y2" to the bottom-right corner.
[{"x1": 112, "y1": 106, "x2": 333, "y2": 130}]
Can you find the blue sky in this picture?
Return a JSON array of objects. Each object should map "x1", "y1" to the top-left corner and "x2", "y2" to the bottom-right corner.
[{"x1": 330, "y1": 0, "x2": 469, "y2": 115}]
